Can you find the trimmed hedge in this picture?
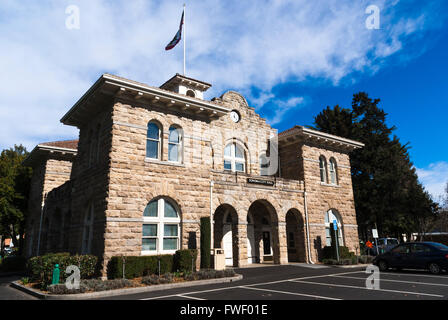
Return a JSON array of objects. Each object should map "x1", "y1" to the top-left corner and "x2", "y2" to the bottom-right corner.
[
  {"x1": 200, "y1": 217, "x2": 211, "y2": 269},
  {"x1": 27, "y1": 253, "x2": 98, "y2": 287},
  {"x1": 108, "y1": 249, "x2": 199, "y2": 279},
  {"x1": 173, "y1": 249, "x2": 197, "y2": 274},
  {"x1": 321, "y1": 246, "x2": 355, "y2": 261},
  {"x1": 107, "y1": 255, "x2": 172, "y2": 280}
]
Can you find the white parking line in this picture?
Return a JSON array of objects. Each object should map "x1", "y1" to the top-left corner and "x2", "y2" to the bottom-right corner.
[
  {"x1": 331, "y1": 274, "x2": 448, "y2": 287},
  {"x1": 140, "y1": 286, "x2": 238, "y2": 300},
  {"x1": 239, "y1": 286, "x2": 341, "y2": 300},
  {"x1": 139, "y1": 270, "x2": 363, "y2": 300},
  {"x1": 243, "y1": 270, "x2": 363, "y2": 288},
  {"x1": 177, "y1": 295, "x2": 206, "y2": 300},
  {"x1": 290, "y1": 280, "x2": 445, "y2": 298}
]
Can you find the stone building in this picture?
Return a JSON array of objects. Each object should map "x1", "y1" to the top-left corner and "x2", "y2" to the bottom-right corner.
[{"x1": 24, "y1": 73, "x2": 363, "y2": 276}]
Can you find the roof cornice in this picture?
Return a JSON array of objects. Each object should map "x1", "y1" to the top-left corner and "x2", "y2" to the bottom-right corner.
[
  {"x1": 61, "y1": 74, "x2": 231, "y2": 126},
  {"x1": 279, "y1": 125, "x2": 364, "y2": 150}
]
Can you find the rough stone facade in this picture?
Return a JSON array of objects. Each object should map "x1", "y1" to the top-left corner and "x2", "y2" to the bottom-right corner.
[{"x1": 25, "y1": 74, "x2": 363, "y2": 277}]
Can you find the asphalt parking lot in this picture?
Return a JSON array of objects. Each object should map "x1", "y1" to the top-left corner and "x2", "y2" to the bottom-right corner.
[{"x1": 98, "y1": 264, "x2": 448, "y2": 300}]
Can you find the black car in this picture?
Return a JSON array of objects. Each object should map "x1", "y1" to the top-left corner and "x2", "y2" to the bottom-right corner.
[{"x1": 373, "y1": 242, "x2": 448, "y2": 274}]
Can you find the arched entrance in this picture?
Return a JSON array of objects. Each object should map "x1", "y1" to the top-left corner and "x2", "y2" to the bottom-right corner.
[
  {"x1": 213, "y1": 204, "x2": 238, "y2": 266},
  {"x1": 247, "y1": 200, "x2": 280, "y2": 264},
  {"x1": 286, "y1": 209, "x2": 306, "y2": 262}
]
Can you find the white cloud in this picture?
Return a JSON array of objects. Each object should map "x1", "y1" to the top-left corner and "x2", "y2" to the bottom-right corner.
[
  {"x1": 0, "y1": 0, "x2": 443, "y2": 151},
  {"x1": 416, "y1": 162, "x2": 448, "y2": 202}
]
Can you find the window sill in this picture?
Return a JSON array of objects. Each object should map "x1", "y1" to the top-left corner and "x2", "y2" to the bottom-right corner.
[
  {"x1": 320, "y1": 182, "x2": 340, "y2": 188},
  {"x1": 145, "y1": 158, "x2": 185, "y2": 167},
  {"x1": 141, "y1": 250, "x2": 177, "y2": 256}
]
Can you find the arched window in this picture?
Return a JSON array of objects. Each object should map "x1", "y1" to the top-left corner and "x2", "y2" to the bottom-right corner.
[
  {"x1": 146, "y1": 121, "x2": 161, "y2": 160},
  {"x1": 186, "y1": 90, "x2": 196, "y2": 98},
  {"x1": 142, "y1": 198, "x2": 181, "y2": 254},
  {"x1": 319, "y1": 156, "x2": 327, "y2": 183},
  {"x1": 81, "y1": 203, "x2": 94, "y2": 254},
  {"x1": 329, "y1": 158, "x2": 338, "y2": 185},
  {"x1": 324, "y1": 209, "x2": 344, "y2": 246},
  {"x1": 224, "y1": 142, "x2": 245, "y2": 173},
  {"x1": 168, "y1": 126, "x2": 183, "y2": 163}
]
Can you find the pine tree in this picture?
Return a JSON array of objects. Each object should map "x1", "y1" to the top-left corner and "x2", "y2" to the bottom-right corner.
[{"x1": 313, "y1": 92, "x2": 437, "y2": 240}]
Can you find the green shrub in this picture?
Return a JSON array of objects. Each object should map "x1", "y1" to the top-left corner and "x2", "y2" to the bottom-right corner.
[
  {"x1": 357, "y1": 255, "x2": 375, "y2": 264},
  {"x1": 27, "y1": 253, "x2": 98, "y2": 287},
  {"x1": 0, "y1": 256, "x2": 27, "y2": 272},
  {"x1": 183, "y1": 268, "x2": 236, "y2": 281},
  {"x1": 47, "y1": 279, "x2": 133, "y2": 294},
  {"x1": 107, "y1": 255, "x2": 173, "y2": 280},
  {"x1": 174, "y1": 249, "x2": 197, "y2": 274},
  {"x1": 321, "y1": 246, "x2": 355, "y2": 261},
  {"x1": 200, "y1": 217, "x2": 211, "y2": 269}
]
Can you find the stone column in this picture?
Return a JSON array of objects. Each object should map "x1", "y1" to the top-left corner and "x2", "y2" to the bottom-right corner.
[
  {"x1": 236, "y1": 222, "x2": 248, "y2": 267},
  {"x1": 277, "y1": 222, "x2": 289, "y2": 264}
]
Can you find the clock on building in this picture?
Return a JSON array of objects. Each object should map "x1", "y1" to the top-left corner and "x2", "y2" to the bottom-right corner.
[{"x1": 230, "y1": 110, "x2": 240, "y2": 123}]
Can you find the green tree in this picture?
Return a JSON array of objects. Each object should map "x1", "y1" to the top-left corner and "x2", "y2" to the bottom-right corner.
[
  {"x1": 313, "y1": 92, "x2": 437, "y2": 240},
  {"x1": 0, "y1": 145, "x2": 32, "y2": 255}
]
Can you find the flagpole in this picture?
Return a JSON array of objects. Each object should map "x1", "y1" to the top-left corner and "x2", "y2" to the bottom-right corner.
[{"x1": 183, "y1": 3, "x2": 186, "y2": 76}]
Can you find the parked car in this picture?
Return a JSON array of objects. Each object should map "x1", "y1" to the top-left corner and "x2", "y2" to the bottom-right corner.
[
  {"x1": 373, "y1": 242, "x2": 448, "y2": 274},
  {"x1": 366, "y1": 238, "x2": 399, "y2": 256}
]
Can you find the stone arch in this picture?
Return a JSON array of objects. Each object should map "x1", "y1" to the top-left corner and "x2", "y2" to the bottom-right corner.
[
  {"x1": 324, "y1": 208, "x2": 345, "y2": 247},
  {"x1": 248, "y1": 199, "x2": 280, "y2": 264},
  {"x1": 285, "y1": 208, "x2": 306, "y2": 262},
  {"x1": 213, "y1": 204, "x2": 239, "y2": 267}
]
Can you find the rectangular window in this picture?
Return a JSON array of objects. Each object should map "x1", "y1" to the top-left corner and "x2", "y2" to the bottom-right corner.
[
  {"x1": 142, "y1": 224, "x2": 157, "y2": 251},
  {"x1": 224, "y1": 160, "x2": 232, "y2": 170},
  {"x1": 163, "y1": 238, "x2": 178, "y2": 250},
  {"x1": 146, "y1": 140, "x2": 159, "y2": 159},
  {"x1": 142, "y1": 238, "x2": 157, "y2": 251},
  {"x1": 325, "y1": 228, "x2": 331, "y2": 246},
  {"x1": 235, "y1": 162, "x2": 245, "y2": 172},
  {"x1": 168, "y1": 143, "x2": 179, "y2": 162},
  {"x1": 164, "y1": 224, "x2": 178, "y2": 237}
]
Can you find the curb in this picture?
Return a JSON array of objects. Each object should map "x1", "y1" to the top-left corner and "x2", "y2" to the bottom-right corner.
[{"x1": 11, "y1": 274, "x2": 243, "y2": 300}]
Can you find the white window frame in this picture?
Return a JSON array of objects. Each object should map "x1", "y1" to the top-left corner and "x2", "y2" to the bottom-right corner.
[
  {"x1": 329, "y1": 158, "x2": 338, "y2": 185},
  {"x1": 324, "y1": 209, "x2": 344, "y2": 247},
  {"x1": 142, "y1": 198, "x2": 181, "y2": 255},
  {"x1": 81, "y1": 203, "x2": 94, "y2": 254},
  {"x1": 146, "y1": 122, "x2": 162, "y2": 160},
  {"x1": 224, "y1": 143, "x2": 246, "y2": 173},
  {"x1": 319, "y1": 156, "x2": 327, "y2": 183},
  {"x1": 168, "y1": 126, "x2": 183, "y2": 163}
]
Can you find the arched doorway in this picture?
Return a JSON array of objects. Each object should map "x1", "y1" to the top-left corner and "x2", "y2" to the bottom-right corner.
[
  {"x1": 248, "y1": 200, "x2": 279, "y2": 264},
  {"x1": 286, "y1": 209, "x2": 306, "y2": 262},
  {"x1": 213, "y1": 204, "x2": 238, "y2": 266}
]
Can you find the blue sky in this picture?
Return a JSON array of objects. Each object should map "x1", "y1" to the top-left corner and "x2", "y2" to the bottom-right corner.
[{"x1": 0, "y1": 0, "x2": 447, "y2": 200}]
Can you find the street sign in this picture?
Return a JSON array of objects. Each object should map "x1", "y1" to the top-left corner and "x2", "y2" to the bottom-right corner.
[
  {"x1": 372, "y1": 229, "x2": 378, "y2": 239},
  {"x1": 333, "y1": 220, "x2": 338, "y2": 230},
  {"x1": 366, "y1": 241, "x2": 373, "y2": 248}
]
